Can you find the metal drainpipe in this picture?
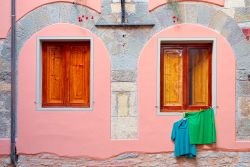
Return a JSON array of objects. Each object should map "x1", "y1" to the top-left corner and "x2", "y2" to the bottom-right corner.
[
  {"x1": 121, "y1": 0, "x2": 126, "y2": 23},
  {"x1": 11, "y1": 0, "x2": 17, "y2": 165}
]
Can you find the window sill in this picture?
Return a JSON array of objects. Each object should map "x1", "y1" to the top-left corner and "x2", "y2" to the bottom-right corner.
[
  {"x1": 157, "y1": 107, "x2": 216, "y2": 116},
  {"x1": 36, "y1": 106, "x2": 93, "y2": 111}
]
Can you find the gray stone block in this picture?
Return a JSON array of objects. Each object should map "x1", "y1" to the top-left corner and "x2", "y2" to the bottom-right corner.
[
  {"x1": 237, "y1": 69, "x2": 250, "y2": 81},
  {"x1": 235, "y1": 7, "x2": 250, "y2": 23},
  {"x1": 101, "y1": 0, "x2": 112, "y2": 15},
  {"x1": 237, "y1": 118, "x2": 250, "y2": 140},
  {"x1": 28, "y1": 6, "x2": 51, "y2": 32},
  {"x1": 236, "y1": 52, "x2": 250, "y2": 70},
  {"x1": 112, "y1": 54, "x2": 138, "y2": 70},
  {"x1": 18, "y1": 16, "x2": 36, "y2": 42},
  {"x1": 111, "y1": 92, "x2": 118, "y2": 116},
  {"x1": 0, "y1": 92, "x2": 11, "y2": 111},
  {"x1": 152, "y1": 6, "x2": 175, "y2": 29},
  {"x1": 91, "y1": 26, "x2": 110, "y2": 39},
  {"x1": 147, "y1": 13, "x2": 166, "y2": 36},
  {"x1": 135, "y1": 2, "x2": 148, "y2": 17},
  {"x1": 100, "y1": 29, "x2": 131, "y2": 57},
  {"x1": 0, "y1": 110, "x2": 10, "y2": 138},
  {"x1": 112, "y1": 82, "x2": 136, "y2": 92},
  {"x1": 222, "y1": 18, "x2": 245, "y2": 46},
  {"x1": 1, "y1": 38, "x2": 11, "y2": 60},
  {"x1": 197, "y1": 5, "x2": 217, "y2": 26},
  {"x1": 238, "y1": 96, "x2": 250, "y2": 118},
  {"x1": 77, "y1": 7, "x2": 100, "y2": 30},
  {"x1": 237, "y1": 81, "x2": 250, "y2": 95},
  {"x1": 208, "y1": 11, "x2": 229, "y2": 33},
  {"x1": 0, "y1": 72, "x2": 11, "y2": 83},
  {"x1": 46, "y1": 3, "x2": 60, "y2": 23},
  {"x1": 246, "y1": 0, "x2": 250, "y2": 7},
  {"x1": 174, "y1": 3, "x2": 185, "y2": 23},
  {"x1": 128, "y1": 28, "x2": 152, "y2": 57},
  {"x1": 115, "y1": 153, "x2": 139, "y2": 160},
  {"x1": 111, "y1": 116, "x2": 138, "y2": 139},
  {"x1": 59, "y1": 3, "x2": 74, "y2": 23},
  {"x1": 239, "y1": 152, "x2": 250, "y2": 163},
  {"x1": 232, "y1": 40, "x2": 250, "y2": 62},
  {"x1": 185, "y1": 4, "x2": 198, "y2": 23},
  {"x1": 112, "y1": 70, "x2": 137, "y2": 81}
]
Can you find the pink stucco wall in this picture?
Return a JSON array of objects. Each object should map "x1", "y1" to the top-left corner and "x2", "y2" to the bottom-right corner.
[
  {"x1": 148, "y1": 0, "x2": 225, "y2": 11},
  {"x1": 0, "y1": 0, "x2": 101, "y2": 39},
  {"x1": 0, "y1": 23, "x2": 243, "y2": 158},
  {"x1": 0, "y1": 140, "x2": 10, "y2": 155}
]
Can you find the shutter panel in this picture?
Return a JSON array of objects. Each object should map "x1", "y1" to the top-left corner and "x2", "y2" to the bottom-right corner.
[
  {"x1": 161, "y1": 48, "x2": 183, "y2": 107},
  {"x1": 42, "y1": 44, "x2": 65, "y2": 106},
  {"x1": 189, "y1": 48, "x2": 209, "y2": 106},
  {"x1": 68, "y1": 43, "x2": 90, "y2": 107}
]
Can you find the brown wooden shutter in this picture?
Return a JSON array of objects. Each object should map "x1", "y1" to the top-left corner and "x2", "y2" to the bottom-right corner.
[
  {"x1": 42, "y1": 43, "x2": 65, "y2": 106},
  {"x1": 67, "y1": 43, "x2": 90, "y2": 107}
]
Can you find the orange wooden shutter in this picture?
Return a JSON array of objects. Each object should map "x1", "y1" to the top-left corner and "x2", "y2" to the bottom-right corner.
[
  {"x1": 161, "y1": 48, "x2": 183, "y2": 108},
  {"x1": 42, "y1": 43, "x2": 65, "y2": 106},
  {"x1": 67, "y1": 42, "x2": 90, "y2": 107}
]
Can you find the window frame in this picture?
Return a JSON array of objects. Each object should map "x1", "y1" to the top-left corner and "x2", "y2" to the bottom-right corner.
[
  {"x1": 157, "y1": 38, "x2": 217, "y2": 115},
  {"x1": 36, "y1": 37, "x2": 94, "y2": 111}
]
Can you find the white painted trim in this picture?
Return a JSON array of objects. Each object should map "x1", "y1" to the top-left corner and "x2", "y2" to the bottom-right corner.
[
  {"x1": 36, "y1": 36, "x2": 94, "y2": 111},
  {"x1": 156, "y1": 38, "x2": 217, "y2": 116}
]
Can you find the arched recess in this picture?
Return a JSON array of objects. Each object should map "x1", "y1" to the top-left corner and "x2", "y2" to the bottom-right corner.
[
  {"x1": 143, "y1": 2, "x2": 250, "y2": 140},
  {"x1": 0, "y1": 2, "x2": 112, "y2": 157},
  {"x1": 0, "y1": 2, "x2": 109, "y2": 157},
  {"x1": 17, "y1": 23, "x2": 112, "y2": 156},
  {"x1": 138, "y1": 23, "x2": 249, "y2": 151}
]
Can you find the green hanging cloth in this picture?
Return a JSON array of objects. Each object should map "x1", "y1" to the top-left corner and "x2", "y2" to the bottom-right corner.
[{"x1": 184, "y1": 108, "x2": 216, "y2": 144}]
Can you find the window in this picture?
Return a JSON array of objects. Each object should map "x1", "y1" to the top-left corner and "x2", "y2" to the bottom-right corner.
[
  {"x1": 42, "y1": 41, "x2": 90, "y2": 108},
  {"x1": 160, "y1": 43, "x2": 212, "y2": 112}
]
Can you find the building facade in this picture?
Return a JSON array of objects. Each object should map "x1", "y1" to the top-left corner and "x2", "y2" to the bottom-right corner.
[{"x1": 0, "y1": 0, "x2": 250, "y2": 166}]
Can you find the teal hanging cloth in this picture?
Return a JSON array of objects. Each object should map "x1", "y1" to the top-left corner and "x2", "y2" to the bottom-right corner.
[
  {"x1": 171, "y1": 119, "x2": 196, "y2": 158},
  {"x1": 184, "y1": 108, "x2": 216, "y2": 144}
]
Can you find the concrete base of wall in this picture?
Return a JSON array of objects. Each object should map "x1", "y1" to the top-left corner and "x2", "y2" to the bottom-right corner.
[{"x1": 0, "y1": 151, "x2": 249, "y2": 166}]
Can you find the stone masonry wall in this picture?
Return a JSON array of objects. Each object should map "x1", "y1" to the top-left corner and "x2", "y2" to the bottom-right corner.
[
  {"x1": 0, "y1": 38, "x2": 11, "y2": 138},
  {"x1": 0, "y1": 151, "x2": 250, "y2": 167},
  {"x1": 0, "y1": 1, "x2": 249, "y2": 165}
]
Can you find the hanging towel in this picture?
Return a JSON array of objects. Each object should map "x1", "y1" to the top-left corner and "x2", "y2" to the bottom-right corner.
[
  {"x1": 184, "y1": 108, "x2": 216, "y2": 144},
  {"x1": 171, "y1": 119, "x2": 196, "y2": 158}
]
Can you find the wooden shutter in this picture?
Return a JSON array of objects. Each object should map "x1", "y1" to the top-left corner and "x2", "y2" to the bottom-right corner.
[
  {"x1": 42, "y1": 43, "x2": 65, "y2": 106},
  {"x1": 67, "y1": 43, "x2": 90, "y2": 107},
  {"x1": 160, "y1": 43, "x2": 212, "y2": 112},
  {"x1": 188, "y1": 48, "x2": 210, "y2": 106},
  {"x1": 161, "y1": 48, "x2": 183, "y2": 109},
  {"x1": 42, "y1": 41, "x2": 90, "y2": 108}
]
